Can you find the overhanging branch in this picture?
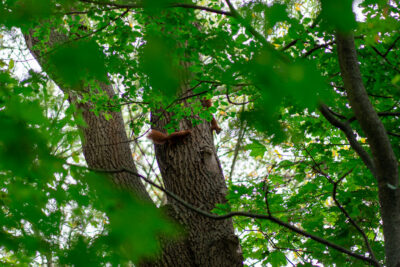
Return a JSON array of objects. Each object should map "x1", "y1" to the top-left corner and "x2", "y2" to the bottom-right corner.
[
  {"x1": 79, "y1": 0, "x2": 233, "y2": 16},
  {"x1": 69, "y1": 163, "x2": 381, "y2": 266}
]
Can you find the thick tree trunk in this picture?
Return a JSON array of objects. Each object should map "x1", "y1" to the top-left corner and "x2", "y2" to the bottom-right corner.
[
  {"x1": 24, "y1": 30, "x2": 151, "y2": 201},
  {"x1": 150, "y1": 112, "x2": 243, "y2": 266},
  {"x1": 24, "y1": 25, "x2": 243, "y2": 265},
  {"x1": 336, "y1": 32, "x2": 400, "y2": 267}
]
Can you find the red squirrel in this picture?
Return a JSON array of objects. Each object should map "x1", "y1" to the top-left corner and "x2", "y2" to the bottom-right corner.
[
  {"x1": 147, "y1": 98, "x2": 221, "y2": 145},
  {"x1": 147, "y1": 129, "x2": 191, "y2": 145},
  {"x1": 201, "y1": 98, "x2": 222, "y2": 134},
  {"x1": 210, "y1": 117, "x2": 222, "y2": 134}
]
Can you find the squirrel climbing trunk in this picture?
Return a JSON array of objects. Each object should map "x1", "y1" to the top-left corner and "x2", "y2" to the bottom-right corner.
[{"x1": 201, "y1": 98, "x2": 222, "y2": 134}]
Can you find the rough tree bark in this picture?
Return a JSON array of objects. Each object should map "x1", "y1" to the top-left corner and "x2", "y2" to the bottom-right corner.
[
  {"x1": 24, "y1": 31, "x2": 151, "y2": 202},
  {"x1": 24, "y1": 19, "x2": 243, "y2": 267},
  {"x1": 336, "y1": 32, "x2": 400, "y2": 267},
  {"x1": 149, "y1": 111, "x2": 243, "y2": 266}
]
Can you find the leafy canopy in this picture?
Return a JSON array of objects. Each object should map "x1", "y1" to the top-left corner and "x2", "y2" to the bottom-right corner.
[{"x1": 0, "y1": 0, "x2": 399, "y2": 266}]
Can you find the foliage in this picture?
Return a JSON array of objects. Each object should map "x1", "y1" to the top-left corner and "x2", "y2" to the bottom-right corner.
[
  {"x1": 0, "y1": 64, "x2": 176, "y2": 265},
  {"x1": 1, "y1": 0, "x2": 399, "y2": 266}
]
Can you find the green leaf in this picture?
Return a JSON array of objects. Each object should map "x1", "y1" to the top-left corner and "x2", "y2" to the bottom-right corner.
[
  {"x1": 236, "y1": 34, "x2": 248, "y2": 44},
  {"x1": 267, "y1": 251, "x2": 287, "y2": 267},
  {"x1": 244, "y1": 139, "x2": 267, "y2": 158},
  {"x1": 320, "y1": 0, "x2": 356, "y2": 32},
  {"x1": 8, "y1": 59, "x2": 14, "y2": 70},
  {"x1": 48, "y1": 40, "x2": 108, "y2": 87},
  {"x1": 139, "y1": 35, "x2": 181, "y2": 102}
]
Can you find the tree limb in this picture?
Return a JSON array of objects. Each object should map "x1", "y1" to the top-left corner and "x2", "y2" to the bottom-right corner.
[
  {"x1": 336, "y1": 32, "x2": 400, "y2": 267},
  {"x1": 332, "y1": 170, "x2": 378, "y2": 263},
  {"x1": 70, "y1": 164, "x2": 381, "y2": 266},
  {"x1": 370, "y1": 46, "x2": 400, "y2": 74},
  {"x1": 305, "y1": 153, "x2": 378, "y2": 264},
  {"x1": 348, "y1": 112, "x2": 400, "y2": 123},
  {"x1": 79, "y1": 0, "x2": 233, "y2": 16},
  {"x1": 318, "y1": 103, "x2": 376, "y2": 177}
]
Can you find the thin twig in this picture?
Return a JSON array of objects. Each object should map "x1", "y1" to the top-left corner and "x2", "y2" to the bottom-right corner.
[
  {"x1": 331, "y1": 170, "x2": 378, "y2": 263},
  {"x1": 304, "y1": 151, "x2": 379, "y2": 265},
  {"x1": 371, "y1": 46, "x2": 400, "y2": 74},
  {"x1": 303, "y1": 41, "x2": 334, "y2": 57},
  {"x1": 383, "y1": 35, "x2": 400, "y2": 57},
  {"x1": 348, "y1": 112, "x2": 400, "y2": 123}
]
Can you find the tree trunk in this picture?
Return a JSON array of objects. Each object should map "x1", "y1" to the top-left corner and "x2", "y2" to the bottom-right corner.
[
  {"x1": 24, "y1": 30, "x2": 151, "y2": 201},
  {"x1": 24, "y1": 23, "x2": 243, "y2": 266},
  {"x1": 149, "y1": 111, "x2": 243, "y2": 266},
  {"x1": 336, "y1": 32, "x2": 400, "y2": 267}
]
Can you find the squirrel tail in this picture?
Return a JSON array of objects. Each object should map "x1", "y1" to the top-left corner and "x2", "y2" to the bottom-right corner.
[
  {"x1": 147, "y1": 130, "x2": 169, "y2": 145},
  {"x1": 147, "y1": 129, "x2": 191, "y2": 145}
]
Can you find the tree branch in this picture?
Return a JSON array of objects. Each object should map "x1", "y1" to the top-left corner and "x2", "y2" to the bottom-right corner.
[
  {"x1": 224, "y1": 0, "x2": 272, "y2": 49},
  {"x1": 348, "y1": 112, "x2": 400, "y2": 123},
  {"x1": 336, "y1": 32, "x2": 398, "y2": 182},
  {"x1": 371, "y1": 46, "x2": 400, "y2": 74},
  {"x1": 387, "y1": 131, "x2": 400, "y2": 138},
  {"x1": 225, "y1": 86, "x2": 249, "y2": 105},
  {"x1": 318, "y1": 103, "x2": 376, "y2": 177},
  {"x1": 69, "y1": 164, "x2": 381, "y2": 266},
  {"x1": 336, "y1": 32, "x2": 400, "y2": 266},
  {"x1": 383, "y1": 35, "x2": 400, "y2": 57},
  {"x1": 20, "y1": 9, "x2": 130, "y2": 63},
  {"x1": 281, "y1": 39, "x2": 298, "y2": 52},
  {"x1": 79, "y1": 0, "x2": 233, "y2": 16},
  {"x1": 303, "y1": 42, "x2": 334, "y2": 57},
  {"x1": 332, "y1": 170, "x2": 378, "y2": 263},
  {"x1": 306, "y1": 154, "x2": 379, "y2": 264}
]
